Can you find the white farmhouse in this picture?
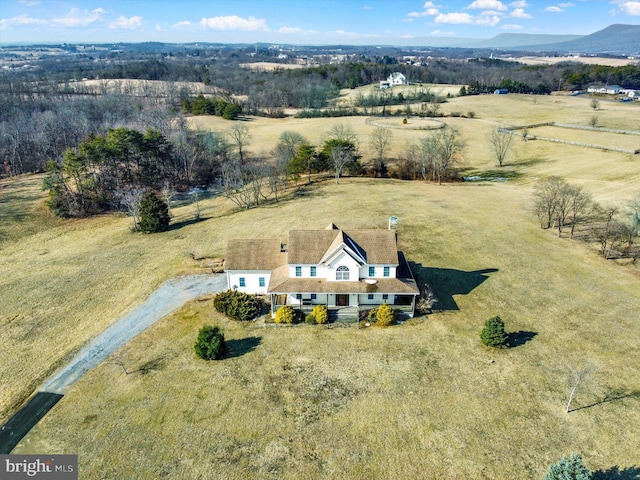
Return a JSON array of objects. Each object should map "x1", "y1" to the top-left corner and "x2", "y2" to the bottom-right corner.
[
  {"x1": 379, "y1": 72, "x2": 407, "y2": 89},
  {"x1": 225, "y1": 223, "x2": 420, "y2": 320}
]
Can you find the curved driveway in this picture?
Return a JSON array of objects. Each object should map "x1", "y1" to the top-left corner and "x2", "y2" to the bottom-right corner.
[{"x1": 41, "y1": 274, "x2": 228, "y2": 394}]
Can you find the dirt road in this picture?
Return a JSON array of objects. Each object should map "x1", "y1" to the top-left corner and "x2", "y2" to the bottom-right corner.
[{"x1": 41, "y1": 274, "x2": 227, "y2": 394}]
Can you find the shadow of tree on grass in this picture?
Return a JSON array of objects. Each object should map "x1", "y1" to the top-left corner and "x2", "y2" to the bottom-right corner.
[
  {"x1": 410, "y1": 263, "x2": 498, "y2": 311},
  {"x1": 508, "y1": 331, "x2": 537, "y2": 348},
  {"x1": 592, "y1": 465, "x2": 640, "y2": 480},
  {"x1": 569, "y1": 388, "x2": 640, "y2": 413},
  {"x1": 225, "y1": 336, "x2": 262, "y2": 359}
]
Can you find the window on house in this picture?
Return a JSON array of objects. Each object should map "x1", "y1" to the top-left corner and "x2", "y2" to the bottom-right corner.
[
  {"x1": 310, "y1": 266, "x2": 316, "y2": 277},
  {"x1": 296, "y1": 293, "x2": 302, "y2": 300},
  {"x1": 368, "y1": 294, "x2": 374, "y2": 300},
  {"x1": 311, "y1": 294, "x2": 317, "y2": 300},
  {"x1": 382, "y1": 294, "x2": 388, "y2": 300},
  {"x1": 368, "y1": 266, "x2": 375, "y2": 277},
  {"x1": 259, "y1": 277, "x2": 265, "y2": 287},
  {"x1": 336, "y1": 265, "x2": 349, "y2": 280},
  {"x1": 383, "y1": 266, "x2": 390, "y2": 277},
  {"x1": 239, "y1": 277, "x2": 246, "y2": 287},
  {"x1": 295, "y1": 266, "x2": 302, "y2": 277}
]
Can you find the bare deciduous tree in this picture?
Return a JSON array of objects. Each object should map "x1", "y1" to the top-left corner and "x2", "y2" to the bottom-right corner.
[
  {"x1": 593, "y1": 206, "x2": 619, "y2": 259},
  {"x1": 566, "y1": 366, "x2": 594, "y2": 413},
  {"x1": 115, "y1": 186, "x2": 145, "y2": 231},
  {"x1": 420, "y1": 126, "x2": 464, "y2": 185},
  {"x1": 489, "y1": 128, "x2": 514, "y2": 167},
  {"x1": 568, "y1": 186, "x2": 593, "y2": 239},
  {"x1": 369, "y1": 127, "x2": 393, "y2": 176},
  {"x1": 228, "y1": 124, "x2": 251, "y2": 163},
  {"x1": 331, "y1": 146, "x2": 354, "y2": 185}
]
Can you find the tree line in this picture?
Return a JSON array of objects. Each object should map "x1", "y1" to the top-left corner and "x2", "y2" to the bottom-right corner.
[
  {"x1": 182, "y1": 95, "x2": 242, "y2": 120},
  {"x1": 533, "y1": 177, "x2": 639, "y2": 262}
]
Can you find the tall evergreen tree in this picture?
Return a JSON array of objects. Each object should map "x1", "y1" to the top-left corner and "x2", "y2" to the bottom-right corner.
[{"x1": 138, "y1": 190, "x2": 170, "y2": 233}]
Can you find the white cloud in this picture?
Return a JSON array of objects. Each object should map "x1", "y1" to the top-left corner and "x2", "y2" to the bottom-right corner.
[
  {"x1": 363, "y1": 5, "x2": 373, "y2": 10},
  {"x1": 615, "y1": 1, "x2": 640, "y2": 15},
  {"x1": 0, "y1": 14, "x2": 47, "y2": 29},
  {"x1": 467, "y1": 0, "x2": 507, "y2": 10},
  {"x1": 545, "y1": 6, "x2": 564, "y2": 12},
  {"x1": 476, "y1": 14, "x2": 501, "y2": 25},
  {"x1": 109, "y1": 16, "x2": 143, "y2": 30},
  {"x1": 502, "y1": 23, "x2": 523, "y2": 29},
  {"x1": 435, "y1": 10, "x2": 501, "y2": 25},
  {"x1": 51, "y1": 8, "x2": 106, "y2": 27},
  {"x1": 558, "y1": 2, "x2": 575, "y2": 7},
  {"x1": 510, "y1": 7, "x2": 531, "y2": 17},
  {"x1": 509, "y1": 0, "x2": 527, "y2": 6},
  {"x1": 199, "y1": 15, "x2": 267, "y2": 31},
  {"x1": 18, "y1": 0, "x2": 41, "y2": 6},
  {"x1": 408, "y1": 11, "x2": 429, "y2": 17},
  {"x1": 171, "y1": 20, "x2": 191, "y2": 29},
  {"x1": 435, "y1": 12, "x2": 475, "y2": 24},
  {"x1": 423, "y1": 1, "x2": 440, "y2": 6}
]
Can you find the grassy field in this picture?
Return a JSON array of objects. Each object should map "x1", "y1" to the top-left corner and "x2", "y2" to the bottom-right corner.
[{"x1": 2, "y1": 90, "x2": 640, "y2": 478}]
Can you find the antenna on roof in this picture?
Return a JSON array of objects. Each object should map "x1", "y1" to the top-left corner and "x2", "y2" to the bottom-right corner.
[{"x1": 388, "y1": 216, "x2": 398, "y2": 230}]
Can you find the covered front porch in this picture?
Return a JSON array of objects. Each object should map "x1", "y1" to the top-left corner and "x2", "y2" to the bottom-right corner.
[{"x1": 270, "y1": 292, "x2": 417, "y2": 320}]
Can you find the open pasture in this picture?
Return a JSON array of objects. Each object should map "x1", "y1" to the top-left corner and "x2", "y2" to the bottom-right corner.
[
  {"x1": 2, "y1": 88, "x2": 640, "y2": 478},
  {"x1": 6, "y1": 177, "x2": 640, "y2": 479}
]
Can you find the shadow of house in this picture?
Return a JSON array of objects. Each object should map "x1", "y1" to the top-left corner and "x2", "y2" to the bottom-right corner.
[
  {"x1": 410, "y1": 263, "x2": 498, "y2": 311},
  {"x1": 593, "y1": 466, "x2": 640, "y2": 480},
  {"x1": 225, "y1": 336, "x2": 262, "y2": 359},
  {"x1": 508, "y1": 331, "x2": 537, "y2": 348}
]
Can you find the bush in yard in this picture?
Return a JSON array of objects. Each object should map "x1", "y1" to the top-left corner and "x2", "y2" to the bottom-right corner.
[
  {"x1": 480, "y1": 315, "x2": 508, "y2": 348},
  {"x1": 311, "y1": 305, "x2": 328, "y2": 324},
  {"x1": 194, "y1": 325, "x2": 226, "y2": 360},
  {"x1": 138, "y1": 190, "x2": 170, "y2": 233},
  {"x1": 544, "y1": 453, "x2": 591, "y2": 480},
  {"x1": 213, "y1": 290, "x2": 261, "y2": 321},
  {"x1": 275, "y1": 305, "x2": 295, "y2": 324},
  {"x1": 376, "y1": 303, "x2": 395, "y2": 327},
  {"x1": 305, "y1": 313, "x2": 316, "y2": 324}
]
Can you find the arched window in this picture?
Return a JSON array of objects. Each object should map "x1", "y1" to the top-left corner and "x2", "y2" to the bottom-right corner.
[{"x1": 336, "y1": 266, "x2": 349, "y2": 280}]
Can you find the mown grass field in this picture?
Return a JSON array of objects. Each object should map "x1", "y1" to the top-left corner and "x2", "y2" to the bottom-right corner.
[{"x1": 2, "y1": 90, "x2": 640, "y2": 478}]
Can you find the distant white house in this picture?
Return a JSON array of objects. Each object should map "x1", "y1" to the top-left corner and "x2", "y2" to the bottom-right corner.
[
  {"x1": 380, "y1": 72, "x2": 407, "y2": 89},
  {"x1": 587, "y1": 85, "x2": 623, "y2": 94}
]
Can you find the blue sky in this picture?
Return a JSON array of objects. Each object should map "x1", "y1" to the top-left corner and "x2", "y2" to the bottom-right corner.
[{"x1": 1, "y1": 0, "x2": 639, "y2": 44}]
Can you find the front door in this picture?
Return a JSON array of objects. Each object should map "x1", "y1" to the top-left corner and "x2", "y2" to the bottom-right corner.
[{"x1": 336, "y1": 294, "x2": 349, "y2": 307}]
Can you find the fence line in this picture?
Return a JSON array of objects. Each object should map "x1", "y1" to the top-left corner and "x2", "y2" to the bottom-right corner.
[{"x1": 499, "y1": 123, "x2": 640, "y2": 155}]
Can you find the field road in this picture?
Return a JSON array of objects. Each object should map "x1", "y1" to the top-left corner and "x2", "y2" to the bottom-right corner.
[
  {"x1": 42, "y1": 273, "x2": 228, "y2": 394},
  {"x1": 0, "y1": 273, "x2": 227, "y2": 453}
]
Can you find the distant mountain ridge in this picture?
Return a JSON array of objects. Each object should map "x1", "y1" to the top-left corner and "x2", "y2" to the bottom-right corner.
[
  {"x1": 409, "y1": 24, "x2": 640, "y2": 55},
  {"x1": 472, "y1": 33, "x2": 584, "y2": 49}
]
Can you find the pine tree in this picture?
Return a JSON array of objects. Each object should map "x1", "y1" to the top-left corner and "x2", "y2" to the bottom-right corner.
[
  {"x1": 544, "y1": 453, "x2": 591, "y2": 480},
  {"x1": 194, "y1": 325, "x2": 226, "y2": 360},
  {"x1": 138, "y1": 190, "x2": 170, "y2": 233},
  {"x1": 480, "y1": 316, "x2": 508, "y2": 348}
]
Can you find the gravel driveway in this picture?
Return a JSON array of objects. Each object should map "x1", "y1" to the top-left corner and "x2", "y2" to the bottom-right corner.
[{"x1": 41, "y1": 274, "x2": 228, "y2": 394}]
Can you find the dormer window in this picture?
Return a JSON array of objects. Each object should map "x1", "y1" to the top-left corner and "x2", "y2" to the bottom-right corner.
[{"x1": 336, "y1": 265, "x2": 350, "y2": 280}]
